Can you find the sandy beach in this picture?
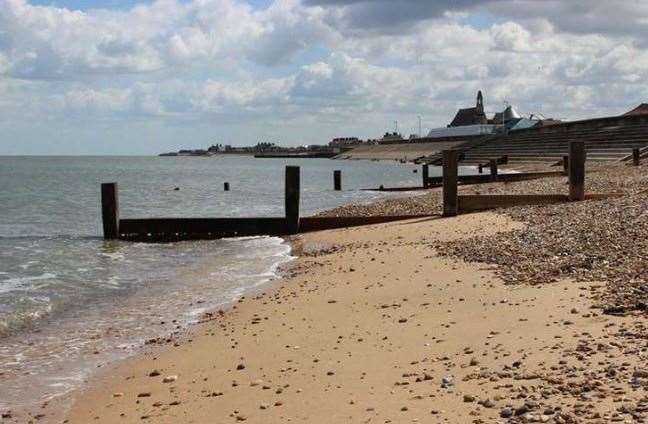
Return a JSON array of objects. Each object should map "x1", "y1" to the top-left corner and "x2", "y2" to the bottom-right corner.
[
  {"x1": 49, "y1": 194, "x2": 646, "y2": 423},
  {"x1": 4, "y1": 161, "x2": 645, "y2": 423}
]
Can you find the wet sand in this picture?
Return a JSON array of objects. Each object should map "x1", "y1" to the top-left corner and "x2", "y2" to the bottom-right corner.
[{"x1": 58, "y1": 210, "x2": 646, "y2": 423}]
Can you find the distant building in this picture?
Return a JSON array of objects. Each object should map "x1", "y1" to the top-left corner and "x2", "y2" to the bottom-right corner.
[
  {"x1": 378, "y1": 132, "x2": 404, "y2": 144},
  {"x1": 427, "y1": 124, "x2": 498, "y2": 138},
  {"x1": 208, "y1": 144, "x2": 226, "y2": 153},
  {"x1": 448, "y1": 91, "x2": 488, "y2": 127},
  {"x1": 329, "y1": 137, "x2": 361, "y2": 147},
  {"x1": 425, "y1": 91, "x2": 547, "y2": 138}
]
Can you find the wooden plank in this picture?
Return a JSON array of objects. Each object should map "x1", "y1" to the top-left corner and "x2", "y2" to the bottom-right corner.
[
  {"x1": 569, "y1": 141, "x2": 586, "y2": 201},
  {"x1": 459, "y1": 194, "x2": 568, "y2": 212},
  {"x1": 425, "y1": 171, "x2": 563, "y2": 188},
  {"x1": 422, "y1": 164, "x2": 429, "y2": 188},
  {"x1": 285, "y1": 166, "x2": 300, "y2": 234},
  {"x1": 459, "y1": 193, "x2": 622, "y2": 212},
  {"x1": 119, "y1": 214, "x2": 442, "y2": 241},
  {"x1": 442, "y1": 150, "x2": 459, "y2": 217},
  {"x1": 119, "y1": 217, "x2": 287, "y2": 241},
  {"x1": 334, "y1": 170, "x2": 342, "y2": 191},
  {"x1": 562, "y1": 156, "x2": 569, "y2": 174},
  {"x1": 101, "y1": 183, "x2": 119, "y2": 240},
  {"x1": 489, "y1": 159, "x2": 498, "y2": 182}
]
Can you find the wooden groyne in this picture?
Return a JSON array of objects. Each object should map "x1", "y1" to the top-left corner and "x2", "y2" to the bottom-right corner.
[
  {"x1": 101, "y1": 167, "x2": 434, "y2": 242},
  {"x1": 364, "y1": 162, "x2": 564, "y2": 192},
  {"x1": 441, "y1": 141, "x2": 622, "y2": 215},
  {"x1": 426, "y1": 170, "x2": 565, "y2": 187}
]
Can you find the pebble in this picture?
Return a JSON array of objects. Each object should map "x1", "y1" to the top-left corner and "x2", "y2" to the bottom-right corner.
[{"x1": 162, "y1": 375, "x2": 177, "y2": 383}]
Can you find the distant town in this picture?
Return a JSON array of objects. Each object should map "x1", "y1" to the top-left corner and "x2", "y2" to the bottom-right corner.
[
  {"x1": 158, "y1": 90, "x2": 563, "y2": 159},
  {"x1": 158, "y1": 137, "x2": 386, "y2": 158}
]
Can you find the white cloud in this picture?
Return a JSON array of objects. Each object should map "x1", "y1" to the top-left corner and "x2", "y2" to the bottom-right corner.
[{"x1": 1, "y1": 0, "x2": 648, "y2": 154}]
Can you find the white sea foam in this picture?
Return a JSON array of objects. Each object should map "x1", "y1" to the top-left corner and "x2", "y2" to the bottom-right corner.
[
  {"x1": 98, "y1": 251, "x2": 125, "y2": 260},
  {"x1": 0, "y1": 272, "x2": 57, "y2": 293}
]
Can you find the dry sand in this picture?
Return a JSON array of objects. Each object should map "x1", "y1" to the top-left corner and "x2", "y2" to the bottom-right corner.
[{"x1": 53, "y1": 211, "x2": 647, "y2": 424}]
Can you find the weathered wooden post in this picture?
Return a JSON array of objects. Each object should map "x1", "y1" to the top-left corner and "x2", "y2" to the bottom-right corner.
[
  {"x1": 568, "y1": 141, "x2": 586, "y2": 201},
  {"x1": 422, "y1": 164, "x2": 429, "y2": 188},
  {"x1": 443, "y1": 150, "x2": 459, "y2": 217},
  {"x1": 562, "y1": 156, "x2": 569, "y2": 174},
  {"x1": 101, "y1": 183, "x2": 119, "y2": 240},
  {"x1": 478, "y1": 163, "x2": 483, "y2": 174},
  {"x1": 333, "y1": 170, "x2": 342, "y2": 191},
  {"x1": 489, "y1": 159, "x2": 498, "y2": 182},
  {"x1": 633, "y1": 148, "x2": 641, "y2": 166},
  {"x1": 285, "y1": 166, "x2": 300, "y2": 234},
  {"x1": 224, "y1": 182, "x2": 230, "y2": 191}
]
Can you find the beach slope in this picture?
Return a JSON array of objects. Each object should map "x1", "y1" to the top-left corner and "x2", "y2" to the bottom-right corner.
[{"x1": 65, "y1": 211, "x2": 645, "y2": 423}]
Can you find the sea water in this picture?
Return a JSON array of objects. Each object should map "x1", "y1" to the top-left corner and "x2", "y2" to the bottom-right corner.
[{"x1": 0, "y1": 155, "x2": 441, "y2": 411}]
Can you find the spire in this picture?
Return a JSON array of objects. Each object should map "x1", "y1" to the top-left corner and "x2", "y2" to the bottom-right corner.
[{"x1": 476, "y1": 90, "x2": 484, "y2": 115}]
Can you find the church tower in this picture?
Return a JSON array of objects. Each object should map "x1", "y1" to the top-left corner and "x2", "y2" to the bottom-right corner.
[{"x1": 476, "y1": 90, "x2": 484, "y2": 115}]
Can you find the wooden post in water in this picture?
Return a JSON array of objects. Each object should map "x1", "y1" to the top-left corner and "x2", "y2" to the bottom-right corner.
[
  {"x1": 422, "y1": 164, "x2": 429, "y2": 188},
  {"x1": 442, "y1": 150, "x2": 459, "y2": 217},
  {"x1": 489, "y1": 159, "x2": 498, "y2": 182},
  {"x1": 333, "y1": 170, "x2": 342, "y2": 191},
  {"x1": 224, "y1": 182, "x2": 230, "y2": 191},
  {"x1": 285, "y1": 166, "x2": 300, "y2": 234},
  {"x1": 101, "y1": 183, "x2": 119, "y2": 240},
  {"x1": 633, "y1": 148, "x2": 641, "y2": 166},
  {"x1": 568, "y1": 141, "x2": 586, "y2": 201},
  {"x1": 562, "y1": 156, "x2": 569, "y2": 174}
]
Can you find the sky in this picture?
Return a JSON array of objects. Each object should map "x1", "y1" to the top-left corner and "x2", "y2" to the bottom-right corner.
[{"x1": 1, "y1": 0, "x2": 648, "y2": 155}]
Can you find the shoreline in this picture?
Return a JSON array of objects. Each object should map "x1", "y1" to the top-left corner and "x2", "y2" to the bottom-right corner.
[
  {"x1": 1, "y1": 166, "x2": 427, "y2": 423},
  {"x1": 61, "y1": 202, "x2": 646, "y2": 423},
  {"x1": 5, "y1": 161, "x2": 646, "y2": 423},
  {"x1": 62, "y1": 213, "x2": 528, "y2": 422},
  {"x1": 0, "y1": 236, "x2": 297, "y2": 424}
]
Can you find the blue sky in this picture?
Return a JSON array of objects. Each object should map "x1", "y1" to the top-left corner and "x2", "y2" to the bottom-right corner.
[{"x1": 1, "y1": 0, "x2": 647, "y2": 155}]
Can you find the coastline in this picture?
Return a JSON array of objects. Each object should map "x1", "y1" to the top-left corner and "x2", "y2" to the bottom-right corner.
[
  {"x1": 6, "y1": 161, "x2": 646, "y2": 423},
  {"x1": 62, "y1": 212, "x2": 532, "y2": 423},
  {"x1": 61, "y1": 203, "x2": 646, "y2": 423}
]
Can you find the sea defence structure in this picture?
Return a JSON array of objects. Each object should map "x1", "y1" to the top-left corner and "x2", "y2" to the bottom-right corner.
[
  {"x1": 339, "y1": 102, "x2": 648, "y2": 165},
  {"x1": 423, "y1": 111, "x2": 648, "y2": 166},
  {"x1": 334, "y1": 138, "x2": 473, "y2": 162},
  {"x1": 440, "y1": 141, "x2": 622, "y2": 215},
  {"x1": 100, "y1": 167, "x2": 433, "y2": 242}
]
